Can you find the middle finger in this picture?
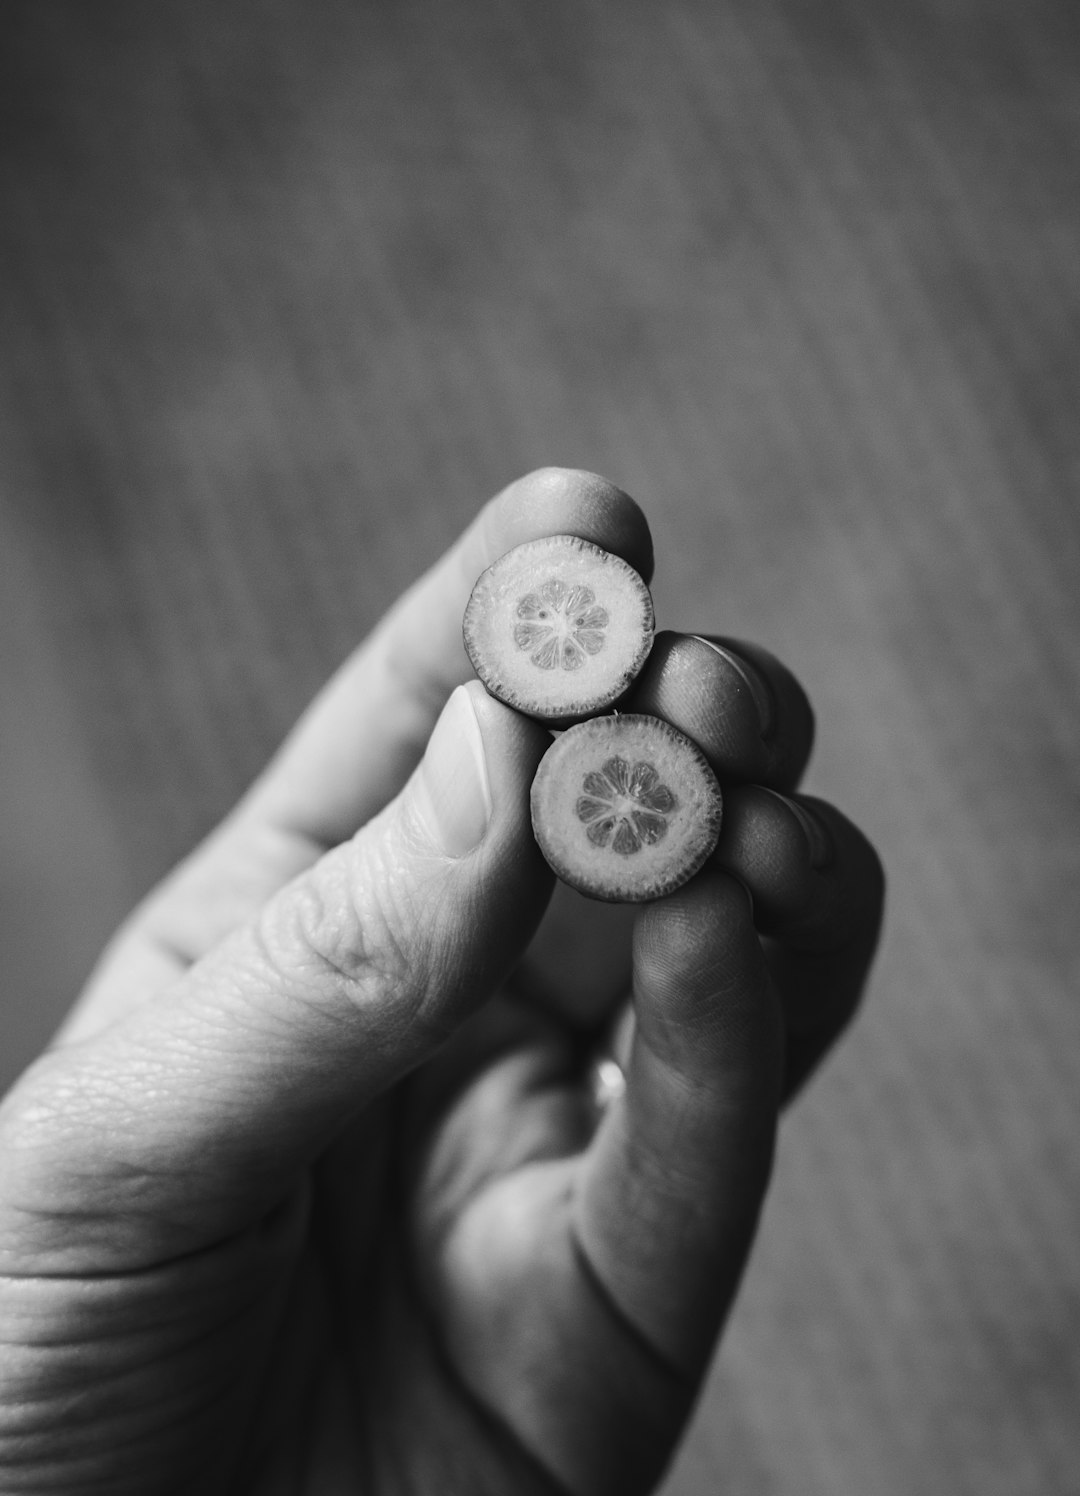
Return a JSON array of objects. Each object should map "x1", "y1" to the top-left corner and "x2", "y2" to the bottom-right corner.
[
  {"x1": 624, "y1": 631, "x2": 815, "y2": 790},
  {"x1": 510, "y1": 631, "x2": 815, "y2": 1026}
]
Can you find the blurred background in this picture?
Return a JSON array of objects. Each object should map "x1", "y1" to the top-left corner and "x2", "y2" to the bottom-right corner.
[{"x1": 2, "y1": 2, "x2": 1078, "y2": 1491}]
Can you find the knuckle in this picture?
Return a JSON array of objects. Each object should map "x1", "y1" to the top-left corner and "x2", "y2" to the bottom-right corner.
[
  {"x1": 255, "y1": 839, "x2": 427, "y2": 1020},
  {"x1": 0, "y1": 1051, "x2": 146, "y2": 1260}
]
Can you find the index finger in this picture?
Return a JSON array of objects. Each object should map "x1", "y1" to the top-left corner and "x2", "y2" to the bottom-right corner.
[{"x1": 241, "y1": 468, "x2": 653, "y2": 845}]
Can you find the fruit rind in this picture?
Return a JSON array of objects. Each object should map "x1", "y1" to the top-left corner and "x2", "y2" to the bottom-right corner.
[
  {"x1": 530, "y1": 714, "x2": 723, "y2": 903},
  {"x1": 463, "y1": 534, "x2": 654, "y2": 723}
]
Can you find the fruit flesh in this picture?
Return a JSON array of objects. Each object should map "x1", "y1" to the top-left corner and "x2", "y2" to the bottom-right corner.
[
  {"x1": 530, "y1": 714, "x2": 723, "y2": 903},
  {"x1": 463, "y1": 535, "x2": 654, "y2": 722}
]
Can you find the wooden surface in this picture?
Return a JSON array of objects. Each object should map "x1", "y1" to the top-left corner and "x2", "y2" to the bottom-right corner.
[{"x1": 2, "y1": 3, "x2": 1078, "y2": 1491}]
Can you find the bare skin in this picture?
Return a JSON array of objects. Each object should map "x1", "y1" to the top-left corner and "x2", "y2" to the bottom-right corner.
[{"x1": 0, "y1": 469, "x2": 883, "y2": 1494}]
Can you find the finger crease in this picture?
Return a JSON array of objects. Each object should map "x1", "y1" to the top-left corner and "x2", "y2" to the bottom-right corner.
[{"x1": 568, "y1": 1227, "x2": 693, "y2": 1392}]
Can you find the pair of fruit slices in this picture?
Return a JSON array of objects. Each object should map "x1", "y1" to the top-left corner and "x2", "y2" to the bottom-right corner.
[{"x1": 463, "y1": 534, "x2": 723, "y2": 904}]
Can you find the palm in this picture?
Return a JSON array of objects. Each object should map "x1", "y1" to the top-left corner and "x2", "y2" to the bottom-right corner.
[{"x1": 228, "y1": 975, "x2": 692, "y2": 1496}]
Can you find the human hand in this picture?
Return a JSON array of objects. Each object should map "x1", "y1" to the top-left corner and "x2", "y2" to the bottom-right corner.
[{"x1": 0, "y1": 469, "x2": 883, "y2": 1495}]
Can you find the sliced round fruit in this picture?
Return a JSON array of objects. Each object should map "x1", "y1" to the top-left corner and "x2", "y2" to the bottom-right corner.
[
  {"x1": 463, "y1": 534, "x2": 654, "y2": 722},
  {"x1": 530, "y1": 714, "x2": 723, "y2": 903}
]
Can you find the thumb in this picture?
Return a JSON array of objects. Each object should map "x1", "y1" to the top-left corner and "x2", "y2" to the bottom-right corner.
[{"x1": 0, "y1": 683, "x2": 553, "y2": 1274}]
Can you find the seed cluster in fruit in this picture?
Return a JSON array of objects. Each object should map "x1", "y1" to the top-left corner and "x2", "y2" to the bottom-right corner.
[
  {"x1": 575, "y1": 755, "x2": 676, "y2": 855},
  {"x1": 529, "y1": 715, "x2": 722, "y2": 903},
  {"x1": 513, "y1": 579, "x2": 610, "y2": 673},
  {"x1": 464, "y1": 534, "x2": 722, "y2": 903}
]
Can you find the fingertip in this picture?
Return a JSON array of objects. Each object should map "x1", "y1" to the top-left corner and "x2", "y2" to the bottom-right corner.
[
  {"x1": 753, "y1": 796, "x2": 884, "y2": 1097},
  {"x1": 486, "y1": 467, "x2": 654, "y2": 582},
  {"x1": 800, "y1": 794, "x2": 887, "y2": 951},
  {"x1": 458, "y1": 680, "x2": 553, "y2": 885},
  {"x1": 712, "y1": 785, "x2": 821, "y2": 931},
  {"x1": 463, "y1": 677, "x2": 551, "y2": 769},
  {"x1": 635, "y1": 868, "x2": 756, "y2": 986},
  {"x1": 632, "y1": 868, "x2": 779, "y2": 1063},
  {"x1": 625, "y1": 634, "x2": 814, "y2": 788},
  {"x1": 626, "y1": 633, "x2": 767, "y2": 780},
  {"x1": 714, "y1": 636, "x2": 815, "y2": 787},
  {"x1": 464, "y1": 685, "x2": 548, "y2": 821},
  {"x1": 714, "y1": 786, "x2": 885, "y2": 953}
]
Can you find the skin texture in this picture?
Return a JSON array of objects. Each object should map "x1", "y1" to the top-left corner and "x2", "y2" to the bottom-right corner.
[{"x1": 0, "y1": 469, "x2": 883, "y2": 1495}]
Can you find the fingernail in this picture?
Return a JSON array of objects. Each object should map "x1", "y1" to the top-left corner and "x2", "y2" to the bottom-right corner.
[
  {"x1": 691, "y1": 638, "x2": 776, "y2": 738},
  {"x1": 785, "y1": 798, "x2": 834, "y2": 870},
  {"x1": 413, "y1": 686, "x2": 493, "y2": 857},
  {"x1": 728, "y1": 873, "x2": 757, "y2": 919}
]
